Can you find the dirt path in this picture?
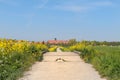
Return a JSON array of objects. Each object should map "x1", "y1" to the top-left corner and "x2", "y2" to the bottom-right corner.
[{"x1": 19, "y1": 49, "x2": 106, "y2": 80}]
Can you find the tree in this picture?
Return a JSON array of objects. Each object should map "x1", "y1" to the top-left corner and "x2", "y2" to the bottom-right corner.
[
  {"x1": 54, "y1": 38, "x2": 57, "y2": 41},
  {"x1": 69, "y1": 39, "x2": 77, "y2": 45}
]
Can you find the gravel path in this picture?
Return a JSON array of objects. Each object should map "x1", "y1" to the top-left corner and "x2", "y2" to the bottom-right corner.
[{"x1": 19, "y1": 49, "x2": 106, "y2": 80}]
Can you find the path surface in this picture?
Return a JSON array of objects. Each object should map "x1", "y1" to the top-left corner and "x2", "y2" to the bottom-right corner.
[{"x1": 19, "y1": 49, "x2": 106, "y2": 80}]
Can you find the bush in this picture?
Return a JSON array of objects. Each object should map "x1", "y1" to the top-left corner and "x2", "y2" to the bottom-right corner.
[
  {"x1": 80, "y1": 46, "x2": 96, "y2": 63},
  {"x1": 48, "y1": 46, "x2": 57, "y2": 52},
  {"x1": 60, "y1": 47, "x2": 70, "y2": 52},
  {"x1": 0, "y1": 39, "x2": 48, "y2": 80},
  {"x1": 69, "y1": 43, "x2": 86, "y2": 51}
]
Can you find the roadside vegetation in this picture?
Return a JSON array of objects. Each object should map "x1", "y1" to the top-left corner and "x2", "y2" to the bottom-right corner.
[
  {"x1": 48, "y1": 45, "x2": 58, "y2": 52},
  {"x1": 0, "y1": 39, "x2": 48, "y2": 80},
  {"x1": 65, "y1": 40, "x2": 120, "y2": 80},
  {"x1": 0, "y1": 38, "x2": 120, "y2": 80},
  {"x1": 47, "y1": 39, "x2": 120, "y2": 80},
  {"x1": 60, "y1": 47, "x2": 70, "y2": 52}
]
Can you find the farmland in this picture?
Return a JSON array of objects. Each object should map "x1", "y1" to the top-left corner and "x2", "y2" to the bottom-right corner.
[
  {"x1": 0, "y1": 39, "x2": 120, "y2": 80},
  {"x1": 63, "y1": 42, "x2": 120, "y2": 80}
]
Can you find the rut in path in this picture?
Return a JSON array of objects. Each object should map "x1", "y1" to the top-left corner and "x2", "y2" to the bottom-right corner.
[{"x1": 19, "y1": 49, "x2": 106, "y2": 80}]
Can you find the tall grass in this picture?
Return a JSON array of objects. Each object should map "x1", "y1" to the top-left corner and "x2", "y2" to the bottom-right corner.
[
  {"x1": 69, "y1": 43, "x2": 120, "y2": 80},
  {"x1": 91, "y1": 46, "x2": 120, "y2": 80}
]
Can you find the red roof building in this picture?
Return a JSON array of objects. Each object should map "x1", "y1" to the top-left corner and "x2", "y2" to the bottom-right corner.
[{"x1": 47, "y1": 40, "x2": 69, "y2": 44}]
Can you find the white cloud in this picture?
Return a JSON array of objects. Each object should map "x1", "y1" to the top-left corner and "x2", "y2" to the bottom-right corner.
[{"x1": 53, "y1": 1, "x2": 113, "y2": 12}]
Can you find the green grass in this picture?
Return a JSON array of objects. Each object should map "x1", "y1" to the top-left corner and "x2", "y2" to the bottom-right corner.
[
  {"x1": 0, "y1": 51, "x2": 44, "y2": 80},
  {"x1": 80, "y1": 46, "x2": 120, "y2": 80}
]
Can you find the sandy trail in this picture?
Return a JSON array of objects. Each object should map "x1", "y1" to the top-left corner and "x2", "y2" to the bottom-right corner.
[{"x1": 19, "y1": 49, "x2": 106, "y2": 80}]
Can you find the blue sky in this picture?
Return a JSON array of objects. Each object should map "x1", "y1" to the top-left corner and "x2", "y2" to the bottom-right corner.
[{"x1": 0, "y1": 0, "x2": 120, "y2": 41}]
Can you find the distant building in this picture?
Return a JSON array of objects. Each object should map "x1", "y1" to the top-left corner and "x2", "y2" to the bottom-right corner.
[{"x1": 47, "y1": 40, "x2": 69, "y2": 44}]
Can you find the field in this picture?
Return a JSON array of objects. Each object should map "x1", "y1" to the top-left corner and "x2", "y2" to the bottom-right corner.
[
  {"x1": 91, "y1": 46, "x2": 120, "y2": 80},
  {"x1": 66, "y1": 43, "x2": 120, "y2": 80},
  {"x1": 0, "y1": 39, "x2": 120, "y2": 80}
]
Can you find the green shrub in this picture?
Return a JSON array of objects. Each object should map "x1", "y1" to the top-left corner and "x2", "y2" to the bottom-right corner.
[
  {"x1": 48, "y1": 46, "x2": 57, "y2": 52},
  {"x1": 0, "y1": 51, "x2": 36, "y2": 80},
  {"x1": 60, "y1": 47, "x2": 70, "y2": 52},
  {"x1": 0, "y1": 39, "x2": 48, "y2": 80},
  {"x1": 78, "y1": 46, "x2": 96, "y2": 63}
]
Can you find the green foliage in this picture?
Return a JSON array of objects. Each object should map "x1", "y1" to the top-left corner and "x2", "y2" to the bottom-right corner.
[
  {"x1": 69, "y1": 43, "x2": 86, "y2": 52},
  {"x1": 80, "y1": 46, "x2": 120, "y2": 80},
  {"x1": 60, "y1": 47, "x2": 70, "y2": 52},
  {"x1": 0, "y1": 51, "x2": 35, "y2": 80},
  {"x1": 67, "y1": 42, "x2": 120, "y2": 80},
  {"x1": 48, "y1": 46, "x2": 57, "y2": 52},
  {"x1": 68, "y1": 39, "x2": 77, "y2": 45},
  {"x1": 0, "y1": 39, "x2": 48, "y2": 80},
  {"x1": 91, "y1": 46, "x2": 120, "y2": 80},
  {"x1": 80, "y1": 46, "x2": 96, "y2": 63},
  {"x1": 78, "y1": 40, "x2": 120, "y2": 46}
]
